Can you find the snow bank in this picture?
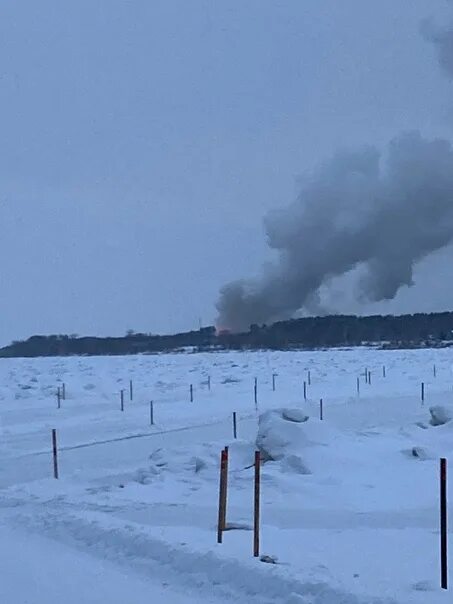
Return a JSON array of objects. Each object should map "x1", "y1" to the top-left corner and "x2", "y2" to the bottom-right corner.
[
  {"x1": 256, "y1": 408, "x2": 309, "y2": 463},
  {"x1": 429, "y1": 405, "x2": 453, "y2": 426}
]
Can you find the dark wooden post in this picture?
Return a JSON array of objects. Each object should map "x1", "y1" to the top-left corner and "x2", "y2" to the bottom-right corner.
[
  {"x1": 320, "y1": 398, "x2": 323, "y2": 420},
  {"x1": 129, "y1": 379, "x2": 133, "y2": 401},
  {"x1": 57, "y1": 387, "x2": 61, "y2": 409},
  {"x1": 217, "y1": 449, "x2": 228, "y2": 544},
  {"x1": 254, "y1": 450, "x2": 261, "y2": 558},
  {"x1": 221, "y1": 447, "x2": 229, "y2": 531},
  {"x1": 52, "y1": 429, "x2": 59, "y2": 479},
  {"x1": 233, "y1": 412, "x2": 237, "y2": 439},
  {"x1": 441, "y1": 458, "x2": 448, "y2": 590},
  {"x1": 120, "y1": 389, "x2": 124, "y2": 412},
  {"x1": 190, "y1": 384, "x2": 194, "y2": 402},
  {"x1": 150, "y1": 401, "x2": 154, "y2": 426}
]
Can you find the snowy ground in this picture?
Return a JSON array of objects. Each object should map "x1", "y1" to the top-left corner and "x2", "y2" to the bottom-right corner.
[{"x1": 1, "y1": 348, "x2": 453, "y2": 603}]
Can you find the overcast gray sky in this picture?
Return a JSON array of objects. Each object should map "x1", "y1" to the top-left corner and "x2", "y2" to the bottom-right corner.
[{"x1": 0, "y1": 0, "x2": 452, "y2": 344}]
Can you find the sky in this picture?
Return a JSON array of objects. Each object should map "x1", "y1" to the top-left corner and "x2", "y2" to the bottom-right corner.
[{"x1": 0, "y1": 0, "x2": 452, "y2": 344}]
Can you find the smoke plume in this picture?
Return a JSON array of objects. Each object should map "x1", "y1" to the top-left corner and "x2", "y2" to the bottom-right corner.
[
  {"x1": 216, "y1": 6, "x2": 453, "y2": 332},
  {"x1": 217, "y1": 132, "x2": 453, "y2": 332},
  {"x1": 423, "y1": 8, "x2": 453, "y2": 78}
]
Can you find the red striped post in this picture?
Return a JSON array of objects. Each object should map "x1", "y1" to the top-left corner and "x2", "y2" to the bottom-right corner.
[
  {"x1": 254, "y1": 450, "x2": 261, "y2": 557},
  {"x1": 52, "y1": 429, "x2": 59, "y2": 479}
]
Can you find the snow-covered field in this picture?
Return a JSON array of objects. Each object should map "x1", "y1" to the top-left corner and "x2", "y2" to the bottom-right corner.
[{"x1": 1, "y1": 348, "x2": 453, "y2": 603}]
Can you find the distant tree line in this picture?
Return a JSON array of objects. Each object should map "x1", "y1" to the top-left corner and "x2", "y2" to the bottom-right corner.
[{"x1": 1, "y1": 312, "x2": 453, "y2": 358}]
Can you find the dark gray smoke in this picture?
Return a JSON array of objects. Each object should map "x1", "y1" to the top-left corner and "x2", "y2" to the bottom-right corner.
[
  {"x1": 423, "y1": 7, "x2": 453, "y2": 78},
  {"x1": 216, "y1": 132, "x2": 453, "y2": 331}
]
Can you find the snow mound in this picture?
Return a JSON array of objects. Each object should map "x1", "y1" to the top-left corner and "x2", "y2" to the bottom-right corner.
[
  {"x1": 133, "y1": 440, "x2": 256, "y2": 485},
  {"x1": 256, "y1": 409, "x2": 310, "y2": 462},
  {"x1": 429, "y1": 405, "x2": 453, "y2": 426}
]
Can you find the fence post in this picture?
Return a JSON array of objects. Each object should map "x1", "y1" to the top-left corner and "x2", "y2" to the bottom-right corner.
[
  {"x1": 254, "y1": 378, "x2": 258, "y2": 407},
  {"x1": 150, "y1": 401, "x2": 154, "y2": 426},
  {"x1": 320, "y1": 398, "x2": 323, "y2": 420},
  {"x1": 383, "y1": 366, "x2": 386, "y2": 378},
  {"x1": 440, "y1": 458, "x2": 448, "y2": 590},
  {"x1": 357, "y1": 377, "x2": 360, "y2": 397},
  {"x1": 120, "y1": 389, "x2": 124, "y2": 412},
  {"x1": 190, "y1": 384, "x2": 194, "y2": 403},
  {"x1": 129, "y1": 379, "x2": 133, "y2": 401},
  {"x1": 52, "y1": 429, "x2": 59, "y2": 479},
  {"x1": 217, "y1": 449, "x2": 228, "y2": 544},
  {"x1": 62, "y1": 382, "x2": 66, "y2": 400},
  {"x1": 368, "y1": 370, "x2": 371, "y2": 385},
  {"x1": 254, "y1": 450, "x2": 261, "y2": 558},
  {"x1": 208, "y1": 376, "x2": 211, "y2": 391},
  {"x1": 303, "y1": 381, "x2": 307, "y2": 401},
  {"x1": 222, "y1": 447, "x2": 229, "y2": 531},
  {"x1": 421, "y1": 382, "x2": 425, "y2": 405},
  {"x1": 57, "y1": 387, "x2": 61, "y2": 409},
  {"x1": 233, "y1": 412, "x2": 237, "y2": 439},
  {"x1": 272, "y1": 373, "x2": 276, "y2": 392},
  {"x1": 308, "y1": 370, "x2": 311, "y2": 386},
  {"x1": 434, "y1": 365, "x2": 437, "y2": 379}
]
